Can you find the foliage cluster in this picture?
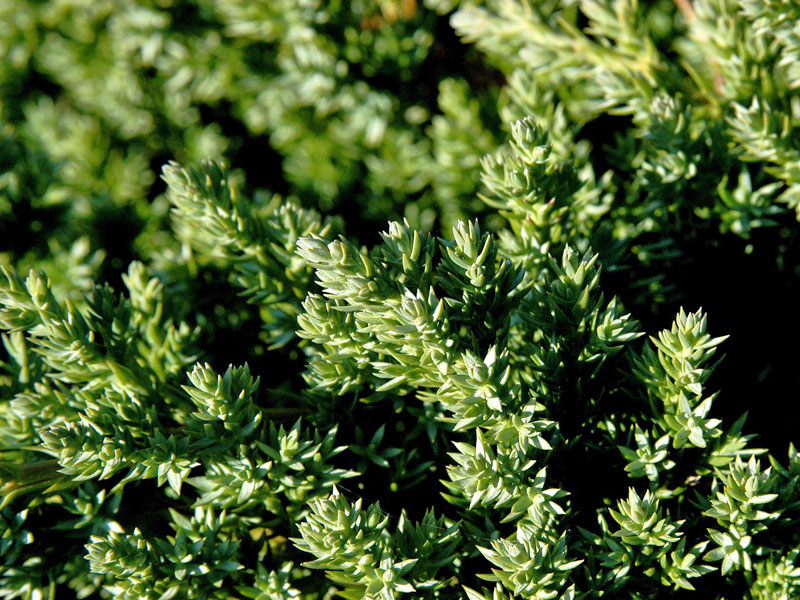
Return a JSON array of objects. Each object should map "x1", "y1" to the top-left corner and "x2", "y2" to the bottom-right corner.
[{"x1": 3, "y1": 0, "x2": 800, "y2": 599}]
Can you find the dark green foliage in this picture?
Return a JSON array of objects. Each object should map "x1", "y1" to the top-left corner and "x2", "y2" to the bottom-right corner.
[{"x1": 3, "y1": 1, "x2": 800, "y2": 599}]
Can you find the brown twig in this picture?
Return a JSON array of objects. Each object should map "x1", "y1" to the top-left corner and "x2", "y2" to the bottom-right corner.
[
  {"x1": 673, "y1": 0, "x2": 696, "y2": 22},
  {"x1": 673, "y1": 0, "x2": 726, "y2": 96}
]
